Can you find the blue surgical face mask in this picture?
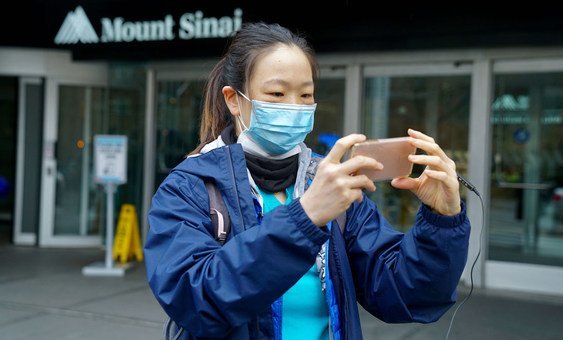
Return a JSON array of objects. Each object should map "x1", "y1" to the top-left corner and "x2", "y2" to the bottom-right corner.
[{"x1": 236, "y1": 91, "x2": 316, "y2": 155}]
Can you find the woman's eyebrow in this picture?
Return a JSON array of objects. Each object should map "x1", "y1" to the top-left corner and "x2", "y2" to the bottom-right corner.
[{"x1": 263, "y1": 79, "x2": 314, "y2": 87}]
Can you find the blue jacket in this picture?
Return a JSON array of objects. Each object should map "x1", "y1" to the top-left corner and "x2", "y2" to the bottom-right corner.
[{"x1": 144, "y1": 143, "x2": 470, "y2": 339}]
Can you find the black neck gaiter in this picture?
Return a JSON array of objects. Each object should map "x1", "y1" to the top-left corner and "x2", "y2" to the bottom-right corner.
[{"x1": 220, "y1": 125, "x2": 299, "y2": 193}]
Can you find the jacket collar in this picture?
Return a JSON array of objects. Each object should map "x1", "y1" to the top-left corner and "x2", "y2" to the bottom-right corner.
[
  {"x1": 192, "y1": 134, "x2": 313, "y2": 199},
  {"x1": 171, "y1": 136, "x2": 314, "y2": 234}
]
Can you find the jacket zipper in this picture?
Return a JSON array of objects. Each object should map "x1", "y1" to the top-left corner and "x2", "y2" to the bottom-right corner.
[{"x1": 331, "y1": 226, "x2": 350, "y2": 339}]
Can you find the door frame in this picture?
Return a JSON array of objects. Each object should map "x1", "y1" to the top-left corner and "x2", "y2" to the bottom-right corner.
[
  {"x1": 362, "y1": 61, "x2": 481, "y2": 286},
  {"x1": 39, "y1": 74, "x2": 108, "y2": 247},
  {"x1": 485, "y1": 57, "x2": 563, "y2": 296},
  {"x1": 13, "y1": 77, "x2": 43, "y2": 245},
  {"x1": 141, "y1": 64, "x2": 212, "y2": 243},
  {"x1": 141, "y1": 63, "x2": 347, "y2": 242},
  {"x1": 0, "y1": 48, "x2": 109, "y2": 247},
  {"x1": 361, "y1": 56, "x2": 563, "y2": 295}
]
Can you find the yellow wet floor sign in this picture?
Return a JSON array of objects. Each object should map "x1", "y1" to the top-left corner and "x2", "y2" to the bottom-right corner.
[{"x1": 113, "y1": 204, "x2": 144, "y2": 264}]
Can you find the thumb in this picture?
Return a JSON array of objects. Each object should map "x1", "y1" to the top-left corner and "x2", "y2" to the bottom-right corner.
[{"x1": 391, "y1": 177, "x2": 419, "y2": 191}]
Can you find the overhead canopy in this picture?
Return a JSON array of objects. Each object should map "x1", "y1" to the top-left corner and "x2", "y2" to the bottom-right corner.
[{"x1": 1, "y1": 1, "x2": 562, "y2": 61}]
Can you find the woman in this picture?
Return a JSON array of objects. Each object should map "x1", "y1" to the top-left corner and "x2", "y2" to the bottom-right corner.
[{"x1": 145, "y1": 22, "x2": 470, "y2": 340}]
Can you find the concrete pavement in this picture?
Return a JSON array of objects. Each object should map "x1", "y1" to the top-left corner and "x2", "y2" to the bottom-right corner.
[{"x1": 1, "y1": 244, "x2": 562, "y2": 339}]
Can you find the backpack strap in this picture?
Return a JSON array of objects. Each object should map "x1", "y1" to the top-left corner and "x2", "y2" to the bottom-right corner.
[
  {"x1": 306, "y1": 155, "x2": 347, "y2": 233},
  {"x1": 163, "y1": 316, "x2": 183, "y2": 340},
  {"x1": 305, "y1": 155, "x2": 324, "y2": 186},
  {"x1": 163, "y1": 181, "x2": 230, "y2": 339},
  {"x1": 204, "y1": 181, "x2": 230, "y2": 245}
]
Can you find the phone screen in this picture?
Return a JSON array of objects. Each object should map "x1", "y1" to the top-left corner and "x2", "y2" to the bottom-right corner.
[{"x1": 350, "y1": 137, "x2": 417, "y2": 181}]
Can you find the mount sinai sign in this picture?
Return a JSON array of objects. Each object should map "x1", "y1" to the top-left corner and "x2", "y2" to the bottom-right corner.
[{"x1": 54, "y1": 6, "x2": 243, "y2": 45}]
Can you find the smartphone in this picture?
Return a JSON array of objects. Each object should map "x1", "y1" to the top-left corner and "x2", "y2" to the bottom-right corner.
[{"x1": 350, "y1": 137, "x2": 417, "y2": 181}]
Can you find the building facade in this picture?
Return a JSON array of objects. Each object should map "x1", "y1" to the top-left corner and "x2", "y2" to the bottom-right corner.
[{"x1": 1, "y1": 2, "x2": 562, "y2": 296}]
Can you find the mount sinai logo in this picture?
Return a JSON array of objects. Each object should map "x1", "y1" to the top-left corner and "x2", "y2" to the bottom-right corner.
[
  {"x1": 54, "y1": 6, "x2": 243, "y2": 45},
  {"x1": 55, "y1": 6, "x2": 99, "y2": 44}
]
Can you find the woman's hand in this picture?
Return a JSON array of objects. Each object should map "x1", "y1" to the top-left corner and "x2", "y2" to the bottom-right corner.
[
  {"x1": 391, "y1": 129, "x2": 461, "y2": 216},
  {"x1": 300, "y1": 134, "x2": 383, "y2": 226}
]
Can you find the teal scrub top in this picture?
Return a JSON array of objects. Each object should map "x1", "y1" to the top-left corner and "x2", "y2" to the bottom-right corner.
[{"x1": 257, "y1": 186, "x2": 329, "y2": 340}]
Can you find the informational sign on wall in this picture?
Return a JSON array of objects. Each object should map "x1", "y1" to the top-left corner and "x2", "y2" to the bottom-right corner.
[{"x1": 94, "y1": 135, "x2": 128, "y2": 184}]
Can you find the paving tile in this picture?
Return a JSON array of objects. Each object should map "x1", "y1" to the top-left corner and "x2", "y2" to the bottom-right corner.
[
  {"x1": 75, "y1": 285, "x2": 167, "y2": 323},
  {"x1": 0, "y1": 271, "x2": 147, "y2": 308},
  {"x1": 0, "y1": 313, "x2": 161, "y2": 340},
  {"x1": 0, "y1": 306, "x2": 39, "y2": 326}
]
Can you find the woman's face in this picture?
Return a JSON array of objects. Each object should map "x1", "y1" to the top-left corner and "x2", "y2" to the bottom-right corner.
[{"x1": 239, "y1": 44, "x2": 315, "y2": 128}]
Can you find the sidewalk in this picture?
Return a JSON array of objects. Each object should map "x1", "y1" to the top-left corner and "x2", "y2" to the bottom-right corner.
[{"x1": 1, "y1": 244, "x2": 562, "y2": 339}]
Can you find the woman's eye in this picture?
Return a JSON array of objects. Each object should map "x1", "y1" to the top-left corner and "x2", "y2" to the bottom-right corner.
[
  {"x1": 302, "y1": 93, "x2": 313, "y2": 99},
  {"x1": 271, "y1": 92, "x2": 284, "y2": 97}
]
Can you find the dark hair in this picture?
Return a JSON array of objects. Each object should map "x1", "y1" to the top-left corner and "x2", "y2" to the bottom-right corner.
[{"x1": 190, "y1": 22, "x2": 318, "y2": 154}]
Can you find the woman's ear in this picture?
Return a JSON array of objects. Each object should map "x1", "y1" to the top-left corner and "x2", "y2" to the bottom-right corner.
[{"x1": 222, "y1": 86, "x2": 240, "y2": 116}]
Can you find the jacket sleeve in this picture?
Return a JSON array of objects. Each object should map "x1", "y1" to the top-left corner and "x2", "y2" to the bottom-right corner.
[
  {"x1": 143, "y1": 173, "x2": 329, "y2": 337},
  {"x1": 345, "y1": 194, "x2": 470, "y2": 323}
]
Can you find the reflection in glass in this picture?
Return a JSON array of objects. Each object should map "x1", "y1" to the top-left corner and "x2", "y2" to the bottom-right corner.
[
  {"x1": 155, "y1": 80, "x2": 205, "y2": 190},
  {"x1": 107, "y1": 64, "x2": 146, "y2": 231},
  {"x1": 489, "y1": 73, "x2": 563, "y2": 266},
  {"x1": 54, "y1": 86, "x2": 105, "y2": 236},
  {"x1": 306, "y1": 79, "x2": 345, "y2": 155},
  {"x1": 363, "y1": 76, "x2": 471, "y2": 231}
]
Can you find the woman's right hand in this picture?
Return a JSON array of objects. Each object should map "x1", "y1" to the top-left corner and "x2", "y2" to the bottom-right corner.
[{"x1": 300, "y1": 134, "x2": 383, "y2": 226}]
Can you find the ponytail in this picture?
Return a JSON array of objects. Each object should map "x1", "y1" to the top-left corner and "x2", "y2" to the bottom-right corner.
[{"x1": 190, "y1": 58, "x2": 233, "y2": 155}]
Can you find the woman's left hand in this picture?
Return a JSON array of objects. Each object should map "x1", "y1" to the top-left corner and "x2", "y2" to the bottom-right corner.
[{"x1": 391, "y1": 129, "x2": 461, "y2": 216}]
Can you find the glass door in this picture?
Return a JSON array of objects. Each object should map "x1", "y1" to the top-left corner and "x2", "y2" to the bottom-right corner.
[
  {"x1": 142, "y1": 66, "x2": 346, "y2": 240},
  {"x1": 13, "y1": 77, "x2": 44, "y2": 245},
  {"x1": 487, "y1": 60, "x2": 563, "y2": 295},
  {"x1": 306, "y1": 68, "x2": 346, "y2": 156},
  {"x1": 0, "y1": 76, "x2": 17, "y2": 244},
  {"x1": 154, "y1": 79, "x2": 205, "y2": 190},
  {"x1": 362, "y1": 63, "x2": 472, "y2": 231},
  {"x1": 40, "y1": 79, "x2": 108, "y2": 246}
]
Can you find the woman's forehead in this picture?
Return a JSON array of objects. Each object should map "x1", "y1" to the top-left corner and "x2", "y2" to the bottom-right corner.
[{"x1": 250, "y1": 45, "x2": 313, "y2": 87}]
